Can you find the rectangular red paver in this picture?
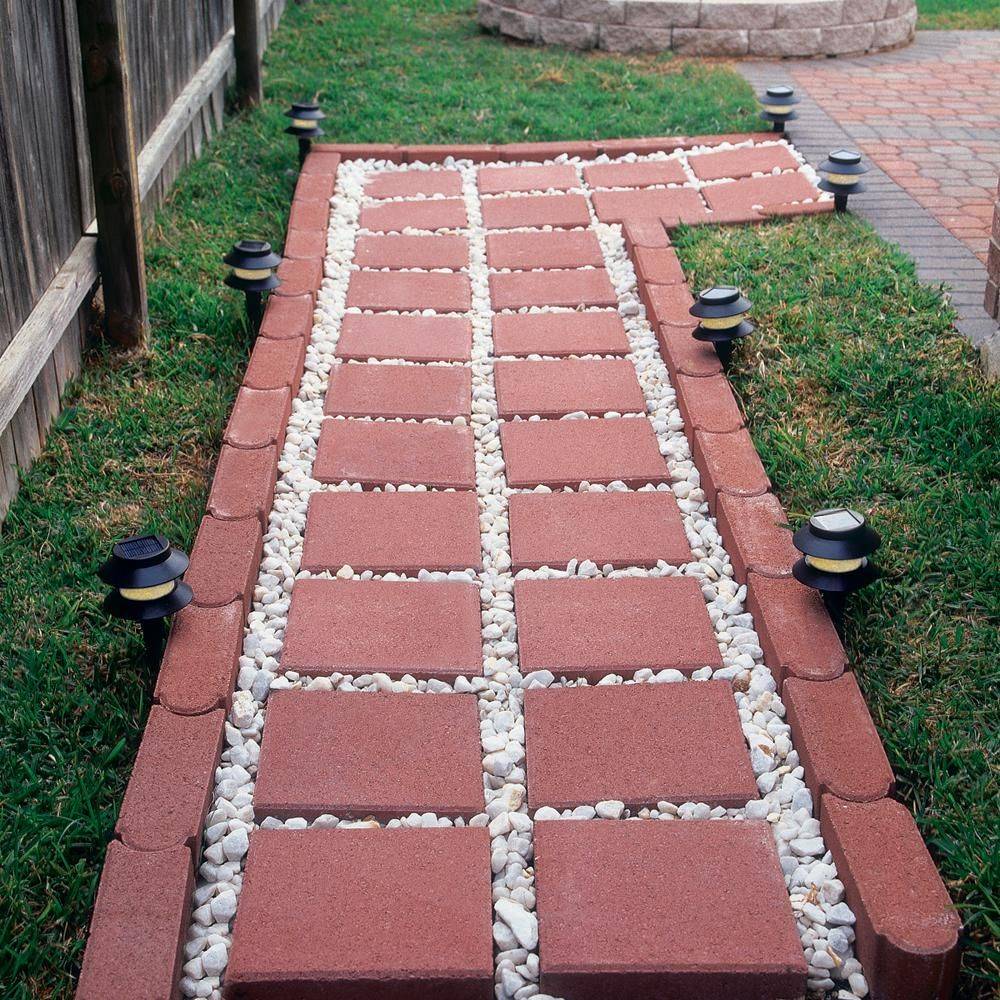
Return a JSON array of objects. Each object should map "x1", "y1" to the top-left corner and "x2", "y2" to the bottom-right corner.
[
  {"x1": 515, "y1": 576, "x2": 722, "y2": 680},
  {"x1": 254, "y1": 690, "x2": 484, "y2": 820},
  {"x1": 688, "y1": 144, "x2": 800, "y2": 182},
  {"x1": 259, "y1": 292, "x2": 313, "y2": 341},
  {"x1": 336, "y1": 314, "x2": 472, "y2": 362},
  {"x1": 492, "y1": 310, "x2": 630, "y2": 357},
  {"x1": 489, "y1": 269, "x2": 617, "y2": 310},
  {"x1": 478, "y1": 163, "x2": 579, "y2": 195},
  {"x1": 486, "y1": 230, "x2": 604, "y2": 270},
  {"x1": 301, "y1": 490, "x2": 482, "y2": 573},
  {"x1": 346, "y1": 270, "x2": 471, "y2": 312},
  {"x1": 360, "y1": 197, "x2": 468, "y2": 233},
  {"x1": 690, "y1": 427, "x2": 771, "y2": 510},
  {"x1": 534, "y1": 820, "x2": 807, "y2": 1000},
  {"x1": 207, "y1": 444, "x2": 278, "y2": 526},
  {"x1": 275, "y1": 257, "x2": 323, "y2": 298},
  {"x1": 281, "y1": 579, "x2": 482, "y2": 679},
  {"x1": 224, "y1": 385, "x2": 291, "y2": 450},
  {"x1": 354, "y1": 234, "x2": 469, "y2": 270},
  {"x1": 716, "y1": 491, "x2": 797, "y2": 583},
  {"x1": 76, "y1": 842, "x2": 193, "y2": 1000},
  {"x1": 244, "y1": 333, "x2": 307, "y2": 392},
  {"x1": 494, "y1": 359, "x2": 645, "y2": 418},
  {"x1": 592, "y1": 187, "x2": 708, "y2": 225},
  {"x1": 500, "y1": 418, "x2": 668, "y2": 489},
  {"x1": 225, "y1": 827, "x2": 493, "y2": 999},
  {"x1": 674, "y1": 371, "x2": 744, "y2": 433},
  {"x1": 656, "y1": 319, "x2": 723, "y2": 379},
  {"x1": 313, "y1": 420, "x2": 476, "y2": 489},
  {"x1": 508, "y1": 490, "x2": 691, "y2": 570},
  {"x1": 702, "y1": 172, "x2": 819, "y2": 213},
  {"x1": 583, "y1": 158, "x2": 687, "y2": 189},
  {"x1": 186, "y1": 514, "x2": 262, "y2": 611},
  {"x1": 632, "y1": 245, "x2": 685, "y2": 286},
  {"x1": 525, "y1": 681, "x2": 757, "y2": 808},
  {"x1": 365, "y1": 169, "x2": 463, "y2": 199},
  {"x1": 325, "y1": 363, "x2": 471, "y2": 420},
  {"x1": 481, "y1": 193, "x2": 591, "y2": 230}
]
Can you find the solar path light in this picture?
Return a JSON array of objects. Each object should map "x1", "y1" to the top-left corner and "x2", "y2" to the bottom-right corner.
[
  {"x1": 689, "y1": 285, "x2": 753, "y2": 372},
  {"x1": 759, "y1": 85, "x2": 799, "y2": 134},
  {"x1": 224, "y1": 239, "x2": 282, "y2": 334},
  {"x1": 818, "y1": 149, "x2": 869, "y2": 213},
  {"x1": 284, "y1": 101, "x2": 325, "y2": 168}
]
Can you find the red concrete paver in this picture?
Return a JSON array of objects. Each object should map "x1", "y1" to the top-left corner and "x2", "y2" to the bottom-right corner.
[
  {"x1": 336, "y1": 314, "x2": 472, "y2": 362},
  {"x1": 301, "y1": 490, "x2": 482, "y2": 573},
  {"x1": 489, "y1": 269, "x2": 617, "y2": 310},
  {"x1": 642, "y1": 281, "x2": 696, "y2": 327},
  {"x1": 688, "y1": 144, "x2": 800, "y2": 182},
  {"x1": 534, "y1": 820, "x2": 807, "y2": 999},
  {"x1": 583, "y1": 159, "x2": 687, "y2": 189},
  {"x1": 243, "y1": 333, "x2": 307, "y2": 392},
  {"x1": 207, "y1": 444, "x2": 278, "y2": 526},
  {"x1": 657, "y1": 320, "x2": 723, "y2": 379},
  {"x1": 821, "y1": 795, "x2": 962, "y2": 1000},
  {"x1": 508, "y1": 491, "x2": 691, "y2": 570},
  {"x1": 716, "y1": 491, "x2": 797, "y2": 583},
  {"x1": 325, "y1": 363, "x2": 471, "y2": 420},
  {"x1": 365, "y1": 169, "x2": 463, "y2": 199},
  {"x1": 295, "y1": 171, "x2": 335, "y2": 202},
  {"x1": 480, "y1": 193, "x2": 591, "y2": 230},
  {"x1": 478, "y1": 163, "x2": 579, "y2": 194},
  {"x1": 283, "y1": 227, "x2": 326, "y2": 261},
  {"x1": 275, "y1": 257, "x2": 322, "y2": 298},
  {"x1": 746, "y1": 572, "x2": 847, "y2": 689},
  {"x1": 501, "y1": 417, "x2": 668, "y2": 489},
  {"x1": 486, "y1": 230, "x2": 604, "y2": 270},
  {"x1": 186, "y1": 514, "x2": 262, "y2": 611},
  {"x1": 76, "y1": 842, "x2": 193, "y2": 1000},
  {"x1": 592, "y1": 187, "x2": 708, "y2": 225},
  {"x1": 515, "y1": 576, "x2": 722, "y2": 679},
  {"x1": 494, "y1": 359, "x2": 645, "y2": 418},
  {"x1": 784, "y1": 674, "x2": 894, "y2": 810},
  {"x1": 690, "y1": 427, "x2": 771, "y2": 510},
  {"x1": 623, "y1": 218, "x2": 671, "y2": 250},
  {"x1": 345, "y1": 270, "x2": 471, "y2": 312},
  {"x1": 155, "y1": 600, "x2": 244, "y2": 716},
  {"x1": 281, "y1": 578, "x2": 482, "y2": 679},
  {"x1": 674, "y1": 372, "x2": 744, "y2": 433},
  {"x1": 354, "y1": 234, "x2": 469, "y2": 270},
  {"x1": 287, "y1": 199, "x2": 329, "y2": 232},
  {"x1": 632, "y1": 246, "x2": 685, "y2": 286},
  {"x1": 224, "y1": 386, "x2": 291, "y2": 450},
  {"x1": 360, "y1": 197, "x2": 468, "y2": 233},
  {"x1": 115, "y1": 706, "x2": 224, "y2": 854},
  {"x1": 492, "y1": 310, "x2": 630, "y2": 357},
  {"x1": 254, "y1": 690, "x2": 484, "y2": 819},
  {"x1": 525, "y1": 681, "x2": 757, "y2": 808},
  {"x1": 225, "y1": 827, "x2": 493, "y2": 998},
  {"x1": 313, "y1": 420, "x2": 476, "y2": 489},
  {"x1": 702, "y1": 172, "x2": 820, "y2": 214},
  {"x1": 259, "y1": 292, "x2": 313, "y2": 341}
]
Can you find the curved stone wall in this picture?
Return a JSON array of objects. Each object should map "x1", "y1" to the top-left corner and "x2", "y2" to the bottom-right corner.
[{"x1": 479, "y1": 0, "x2": 917, "y2": 58}]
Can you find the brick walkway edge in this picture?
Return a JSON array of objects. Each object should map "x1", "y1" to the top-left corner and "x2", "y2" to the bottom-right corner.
[{"x1": 74, "y1": 137, "x2": 960, "y2": 1000}]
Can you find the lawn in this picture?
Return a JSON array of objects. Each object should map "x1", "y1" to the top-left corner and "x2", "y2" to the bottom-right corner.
[
  {"x1": 918, "y1": 0, "x2": 1000, "y2": 28},
  {"x1": 0, "y1": 0, "x2": 995, "y2": 997}
]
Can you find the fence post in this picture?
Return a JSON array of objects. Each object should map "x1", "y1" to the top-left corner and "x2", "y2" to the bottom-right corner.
[
  {"x1": 75, "y1": 0, "x2": 148, "y2": 350},
  {"x1": 233, "y1": 0, "x2": 263, "y2": 109}
]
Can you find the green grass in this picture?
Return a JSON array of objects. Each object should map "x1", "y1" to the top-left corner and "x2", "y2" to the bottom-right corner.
[
  {"x1": 675, "y1": 216, "x2": 1000, "y2": 999},
  {"x1": 918, "y1": 0, "x2": 1000, "y2": 28},
  {"x1": 0, "y1": 3, "x2": 756, "y2": 997}
]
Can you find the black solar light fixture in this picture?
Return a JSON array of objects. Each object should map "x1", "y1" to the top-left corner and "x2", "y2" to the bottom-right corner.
[
  {"x1": 759, "y1": 85, "x2": 799, "y2": 134},
  {"x1": 284, "y1": 101, "x2": 325, "y2": 168},
  {"x1": 99, "y1": 533, "x2": 193, "y2": 662},
  {"x1": 818, "y1": 149, "x2": 869, "y2": 213},
  {"x1": 689, "y1": 285, "x2": 753, "y2": 371},
  {"x1": 792, "y1": 507, "x2": 881, "y2": 636},
  {"x1": 224, "y1": 239, "x2": 282, "y2": 333}
]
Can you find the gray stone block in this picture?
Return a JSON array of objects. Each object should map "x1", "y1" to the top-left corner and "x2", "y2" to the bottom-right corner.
[
  {"x1": 479, "y1": 0, "x2": 502, "y2": 30},
  {"x1": 561, "y1": 0, "x2": 626, "y2": 23},
  {"x1": 599, "y1": 23, "x2": 674, "y2": 50},
  {"x1": 775, "y1": 0, "x2": 844, "y2": 28},
  {"x1": 979, "y1": 329, "x2": 1000, "y2": 380},
  {"x1": 673, "y1": 27, "x2": 750, "y2": 55},
  {"x1": 513, "y1": 0, "x2": 562, "y2": 14},
  {"x1": 748, "y1": 27, "x2": 823, "y2": 56},
  {"x1": 873, "y1": 7, "x2": 916, "y2": 48},
  {"x1": 700, "y1": 1, "x2": 776, "y2": 29},
  {"x1": 841, "y1": 0, "x2": 889, "y2": 23},
  {"x1": 500, "y1": 7, "x2": 541, "y2": 39},
  {"x1": 819, "y1": 21, "x2": 875, "y2": 53},
  {"x1": 539, "y1": 14, "x2": 600, "y2": 46},
  {"x1": 626, "y1": 1, "x2": 700, "y2": 28}
]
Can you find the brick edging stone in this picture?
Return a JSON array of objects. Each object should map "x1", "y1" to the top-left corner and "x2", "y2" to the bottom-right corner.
[{"x1": 479, "y1": 0, "x2": 917, "y2": 57}]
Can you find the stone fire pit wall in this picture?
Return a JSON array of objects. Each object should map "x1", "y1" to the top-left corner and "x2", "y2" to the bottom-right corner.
[
  {"x1": 479, "y1": 0, "x2": 917, "y2": 57},
  {"x1": 986, "y1": 181, "x2": 1000, "y2": 323}
]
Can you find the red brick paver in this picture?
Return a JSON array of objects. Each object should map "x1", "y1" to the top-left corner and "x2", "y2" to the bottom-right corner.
[
  {"x1": 494, "y1": 359, "x2": 645, "y2": 418},
  {"x1": 346, "y1": 270, "x2": 471, "y2": 312},
  {"x1": 224, "y1": 386, "x2": 291, "y2": 450},
  {"x1": 492, "y1": 310, "x2": 630, "y2": 357},
  {"x1": 592, "y1": 187, "x2": 708, "y2": 225},
  {"x1": 360, "y1": 197, "x2": 468, "y2": 233},
  {"x1": 325, "y1": 363, "x2": 471, "y2": 420},
  {"x1": 489, "y1": 269, "x2": 617, "y2": 310},
  {"x1": 336, "y1": 314, "x2": 472, "y2": 362},
  {"x1": 702, "y1": 172, "x2": 821, "y2": 214},
  {"x1": 244, "y1": 333, "x2": 307, "y2": 392},
  {"x1": 716, "y1": 491, "x2": 798, "y2": 583},
  {"x1": 185, "y1": 514, "x2": 262, "y2": 611},
  {"x1": 481, "y1": 193, "x2": 591, "y2": 230},
  {"x1": 584, "y1": 158, "x2": 687, "y2": 189},
  {"x1": 486, "y1": 230, "x2": 604, "y2": 270},
  {"x1": 354, "y1": 234, "x2": 469, "y2": 270},
  {"x1": 688, "y1": 144, "x2": 800, "y2": 182},
  {"x1": 478, "y1": 163, "x2": 579, "y2": 194},
  {"x1": 365, "y1": 168, "x2": 463, "y2": 199}
]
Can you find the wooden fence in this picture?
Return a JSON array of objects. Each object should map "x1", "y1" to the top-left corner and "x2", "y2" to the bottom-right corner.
[{"x1": 0, "y1": 0, "x2": 288, "y2": 520}]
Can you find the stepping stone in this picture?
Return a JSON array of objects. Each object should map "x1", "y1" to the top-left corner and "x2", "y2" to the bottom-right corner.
[
  {"x1": 254, "y1": 690, "x2": 484, "y2": 819},
  {"x1": 500, "y1": 418, "x2": 668, "y2": 488},
  {"x1": 313, "y1": 420, "x2": 476, "y2": 489},
  {"x1": 492, "y1": 310, "x2": 630, "y2": 357},
  {"x1": 494, "y1": 359, "x2": 645, "y2": 418},
  {"x1": 687, "y1": 144, "x2": 800, "y2": 182},
  {"x1": 508, "y1": 491, "x2": 691, "y2": 570},
  {"x1": 489, "y1": 269, "x2": 616, "y2": 310},
  {"x1": 346, "y1": 270, "x2": 471, "y2": 312},
  {"x1": 360, "y1": 197, "x2": 468, "y2": 233},
  {"x1": 514, "y1": 576, "x2": 722, "y2": 680},
  {"x1": 301, "y1": 490, "x2": 482, "y2": 573},
  {"x1": 486, "y1": 230, "x2": 604, "y2": 270},
  {"x1": 583, "y1": 159, "x2": 687, "y2": 188},
  {"x1": 325, "y1": 364, "x2": 471, "y2": 420},
  {"x1": 478, "y1": 163, "x2": 579, "y2": 194},
  {"x1": 524, "y1": 681, "x2": 757, "y2": 808},
  {"x1": 481, "y1": 193, "x2": 591, "y2": 230},
  {"x1": 533, "y1": 819, "x2": 807, "y2": 999},
  {"x1": 365, "y1": 168, "x2": 463, "y2": 199},
  {"x1": 281, "y1": 578, "x2": 482, "y2": 679},
  {"x1": 226, "y1": 827, "x2": 493, "y2": 998},
  {"x1": 336, "y1": 314, "x2": 472, "y2": 362},
  {"x1": 354, "y1": 234, "x2": 469, "y2": 270},
  {"x1": 702, "y1": 173, "x2": 819, "y2": 214},
  {"x1": 592, "y1": 187, "x2": 707, "y2": 225}
]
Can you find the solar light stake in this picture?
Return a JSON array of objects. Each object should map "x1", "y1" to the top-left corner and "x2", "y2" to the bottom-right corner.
[
  {"x1": 99, "y1": 533, "x2": 193, "y2": 664},
  {"x1": 224, "y1": 240, "x2": 281, "y2": 333},
  {"x1": 791, "y1": 507, "x2": 880, "y2": 636},
  {"x1": 818, "y1": 149, "x2": 869, "y2": 213},
  {"x1": 284, "y1": 101, "x2": 325, "y2": 168},
  {"x1": 758, "y1": 85, "x2": 800, "y2": 134},
  {"x1": 689, "y1": 286, "x2": 753, "y2": 372}
]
